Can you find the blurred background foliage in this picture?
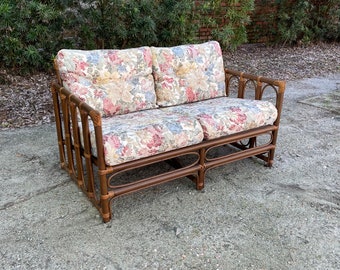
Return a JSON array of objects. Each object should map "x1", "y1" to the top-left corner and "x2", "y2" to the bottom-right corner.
[{"x1": 0, "y1": 0, "x2": 339, "y2": 74}]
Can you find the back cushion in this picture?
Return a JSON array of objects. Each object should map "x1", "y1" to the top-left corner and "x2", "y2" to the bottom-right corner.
[
  {"x1": 56, "y1": 47, "x2": 157, "y2": 117},
  {"x1": 151, "y1": 41, "x2": 226, "y2": 107}
]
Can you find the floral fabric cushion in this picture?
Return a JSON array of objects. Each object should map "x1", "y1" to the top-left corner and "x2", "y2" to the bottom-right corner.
[
  {"x1": 56, "y1": 47, "x2": 157, "y2": 117},
  {"x1": 85, "y1": 110, "x2": 204, "y2": 166},
  {"x1": 161, "y1": 97, "x2": 278, "y2": 140},
  {"x1": 151, "y1": 41, "x2": 226, "y2": 107}
]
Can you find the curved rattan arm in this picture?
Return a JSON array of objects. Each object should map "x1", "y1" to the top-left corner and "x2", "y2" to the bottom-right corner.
[
  {"x1": 51, "y1": 82, "x2": 98, "y2": 119},
  {"x1": 50, "y1": 81, "x2": 106, "y2": 172}
]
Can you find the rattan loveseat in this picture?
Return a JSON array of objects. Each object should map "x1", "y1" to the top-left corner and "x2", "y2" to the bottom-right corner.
[{"x1": 51, "y1": 41, "x2": 285, "y2": 222}]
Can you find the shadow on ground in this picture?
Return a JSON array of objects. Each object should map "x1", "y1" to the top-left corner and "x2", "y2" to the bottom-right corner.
[{"x1": 299, "y1": 88, "x2": 340, "y2": 115}]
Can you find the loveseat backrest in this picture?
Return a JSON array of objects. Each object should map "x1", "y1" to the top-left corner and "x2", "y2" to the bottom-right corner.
[
  {"x1": 55, "y1": 41, "x2": 226, "y2": 116},
  {"x1": 151, "y1": 41, "x2": 226, "y2": 107},
  {"x1": 55, "y1": 47, "x2": 157, "y2": 117}
]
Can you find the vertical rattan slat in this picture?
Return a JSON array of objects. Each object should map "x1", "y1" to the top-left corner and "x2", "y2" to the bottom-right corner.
[
  {"x1": 70, "y1": 102, "x2": 85, "y2": 188},
  {"x1": 61, "y1": 93, "x2": 75, "y2": 175},
  {"x1": 51, "y1": 85, "x2": 66, "y2": 169},
  {"x1": 80, "y1": 112, "x2": 96, "y2": 200},
  {"x1": 237, "y1": 72, "x2": 246, "y2": 98},
  {"x1": 255, "y1": 77, "x2": 262, "y2": 100}
]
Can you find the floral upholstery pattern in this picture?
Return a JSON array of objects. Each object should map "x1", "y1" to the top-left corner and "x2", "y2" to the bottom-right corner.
[
  {"x1": 161, "y1": 97, "x2": 278, "y2": 140},
  {"x1": 85, "y1": 110, "x2": 204, "y2": 166},
  {"x1": 151, "y1": 41, "x2": 226, "y2": 107},
  {"x1": 56, "y1": 47, "x2": 157, "y2": 117},
  {"x1": 58, "y1": 42, "x2": 279, "y2": 166}
]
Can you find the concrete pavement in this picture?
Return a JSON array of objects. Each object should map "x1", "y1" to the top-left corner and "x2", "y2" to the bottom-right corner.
[{"x1": 0, "y1": 74, "x2": 339, "y2": 269}]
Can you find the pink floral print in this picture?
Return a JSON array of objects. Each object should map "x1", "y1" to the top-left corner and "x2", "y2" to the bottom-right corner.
[
  {"x1": 56, "y1": 47, "x2": 158, "y2": 117},
  {"x1": 151, "y1": 41, "x2": 226, "y2": 107},
  {"x1": 85, "y1": 110, "x2": 204, "y2": 166},
  {"x1": 161, "y1": 97, "x2": 278, "y2": 140}
]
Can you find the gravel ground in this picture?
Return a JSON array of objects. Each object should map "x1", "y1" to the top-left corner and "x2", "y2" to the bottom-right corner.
[
  {"x1": 0, "y1": 42, "x2": 339, "y2": 129},
  {"x1": 224, "y1": 42, "x2": 340, "y2": 80}
]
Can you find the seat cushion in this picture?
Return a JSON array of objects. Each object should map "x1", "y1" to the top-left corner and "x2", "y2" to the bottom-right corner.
[
  {"x1": 151, "y1": 41, "x2": 226, "y2": 107},
  {"x1": 56, "y1": 47, "x2": 157, "y2": 117},
  {"x1": 161, "y1": 97, "x2": 278, "y2": 140},
  {"x1": 85, "y1": 110, "x2": 204, "y2": 166}
]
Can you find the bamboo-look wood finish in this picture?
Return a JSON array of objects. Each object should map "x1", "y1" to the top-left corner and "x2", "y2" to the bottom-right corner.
[{"x1": 51, "y1": 68, "x2": 285, "y2": 222}]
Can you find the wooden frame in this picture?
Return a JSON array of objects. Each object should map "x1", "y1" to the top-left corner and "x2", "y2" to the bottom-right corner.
[{"x1": 51, "y1": 68, "x2": 285, "y2": 222}]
